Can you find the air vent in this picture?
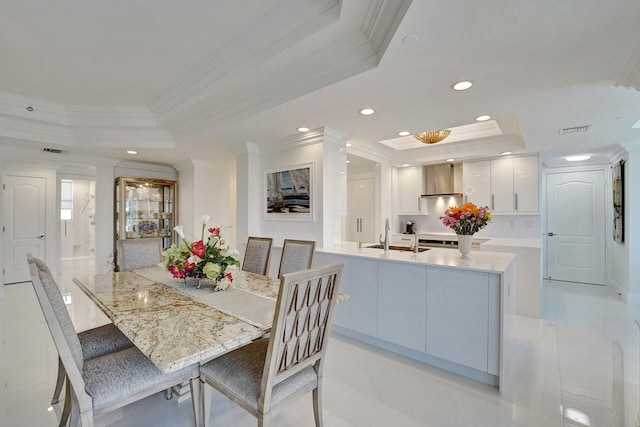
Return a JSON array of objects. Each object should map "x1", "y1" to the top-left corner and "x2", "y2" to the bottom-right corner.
[
  {"x1": 559, "y1": 125, "x2": 590, "y2": 135},
  {"x1": 42, "y1": 147, "x2": 69, "y2": 154}
]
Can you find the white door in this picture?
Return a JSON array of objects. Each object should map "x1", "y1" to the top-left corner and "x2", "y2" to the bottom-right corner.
[
  {"x1": 3, "y1": 175, "x2": 47, "y2": 284},
  {"x1": 347, "y1": 178, "x2": 375, "y2": 242},
  {"x1": 546, "y1": 170, "x2": 605, "y2": 284}
]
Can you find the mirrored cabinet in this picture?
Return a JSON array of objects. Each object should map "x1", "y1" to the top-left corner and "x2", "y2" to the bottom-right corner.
[{"x1": 114, "y1": 177, "x2": 177, "y2": 269}]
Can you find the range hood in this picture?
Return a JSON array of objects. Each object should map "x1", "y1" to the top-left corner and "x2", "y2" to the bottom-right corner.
[{"x1": 421, "y1": 163, "x2": 464, "y2": 198}]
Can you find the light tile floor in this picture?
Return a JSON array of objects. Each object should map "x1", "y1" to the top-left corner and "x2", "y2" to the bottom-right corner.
[{"x1": 1, "y1": 259, "x2": 639, "y2": 426}]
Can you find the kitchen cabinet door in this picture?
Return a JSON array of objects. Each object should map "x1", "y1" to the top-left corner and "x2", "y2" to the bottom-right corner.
[
  {"x1": 463, "y1": 160, "x2": 491, "y2": 207},
  {"x1": 396, "y1": 166, "x2": 426, "y2": 215},
  {"x1": 490, "y1": 157, "x2": 514, "y2": 212},
  {"x1": 315, "y1": 253, "x2": 378, "y2": 337},
  {"x1": 347, "y1": 178, "x2": 375, "y2": 242},
  {"x1": 513, "y1": 155, "x2": 539, "y2": 212},
  {"x1": 378, "y1": 262, "x2": 427, "y2": 352},
  {"x1": 426, "y1": 267, "x2": 490, "y2": 372}
]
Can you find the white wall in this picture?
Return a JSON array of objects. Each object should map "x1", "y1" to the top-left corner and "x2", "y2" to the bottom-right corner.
[
  {"x1": 621, "y1": 144, "x2": 639, "y2": 303},
  {"x1": 235, "y1": 128, "x2": 347, "y2": 252}
]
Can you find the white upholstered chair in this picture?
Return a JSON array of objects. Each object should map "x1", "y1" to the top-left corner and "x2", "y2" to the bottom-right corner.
[
  {"x1": 53, "y1": 323, "x2": 133, "y2": 426},
  {"x1": 117, "y1": 237, "x2": 163, "y2": 271},
  {"x1": 242, "y1": 237, "x2": 273, "y2": 276},
  {"x1": 27, "y1": 254, "x2": 199, "y2": 427},
  {"x1": 277, "y1": 239, "x2": 316, "y2": 279},
  {"x1": 199, "y1": 262, "x2": 344, "y2": 427}
]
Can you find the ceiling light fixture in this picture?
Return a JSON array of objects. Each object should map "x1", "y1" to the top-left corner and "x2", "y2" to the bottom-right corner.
[
  {"x1": 414, "y1": 129, "x2": 451, "y2": 144},
  {"x1": 446, "y1": 158, "x2": 455, "y2": 162},
  {"x1": 564, "y1": 408, "x2": 590, "y2": 426},
  {"x1": 501, "y1": 151, "x2": 512, "y2": 155},
  {"x1": 127, "y1": 150, "x2": 137, "y2": 155},
  {"x1": 476, "y1": 115, "x2": 491, "y2": 121},
  {"x1": 452, "y1": 81, "x2": 473, "y2": 91},
  {"x1": 402, "y1": 164, "x2": 410, "y2": 167},
  {"x1": 359, "y1": 108, "x2": 375, "y2": 116},
  {"x1": 566, "y1": 155, "x2": 591, "y2": 162},
  {"x1": 297, "y1": 127, "x2": 309, "y2": 132},
  {"x1": 398, "y1": 131, "x2": 411, "y2": 136},
  {"x1": 346, "y1": 142, "x2": 352, "y2": 147}
]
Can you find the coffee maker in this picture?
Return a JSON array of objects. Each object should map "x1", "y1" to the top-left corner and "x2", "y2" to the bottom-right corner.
[{"x1": 405, "y1": 220, "x2": 416, "y2": 234}]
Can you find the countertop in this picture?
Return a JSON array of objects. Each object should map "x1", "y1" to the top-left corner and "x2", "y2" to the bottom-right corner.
[
  {"x1": 317, "y1": 242, "x2": 515, "y2": 274},
  {"x1": 397, "y1": 232, "x2": 541, "y2": 248}
]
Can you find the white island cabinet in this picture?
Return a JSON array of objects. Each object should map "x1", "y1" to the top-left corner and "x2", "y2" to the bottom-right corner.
[{"x1": 314, "y1": 244, "x2": 515, "y2": 392}]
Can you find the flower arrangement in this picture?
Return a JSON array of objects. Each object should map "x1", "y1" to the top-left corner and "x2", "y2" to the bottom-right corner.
[
  {"x1": 440, "y1": 202, "x2": 492, "y2": 235},
  {"x1": 162, "y1": 215, "x2": 240, "y2": 291}
]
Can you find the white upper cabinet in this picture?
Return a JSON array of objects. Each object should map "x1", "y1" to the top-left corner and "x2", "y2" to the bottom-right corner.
[
  {"x1": 396, "y1": 166, "x2": 426, "y2": 215},
  {"x1": 490, "y1": 157, "x2": 515, "y2": 213},
  {"x1": 463, "y1": 160, "x2": 491, "y2": 208},
  {"x1": 512, "y1": 155, "x2": 539, "y2": 213},
  {"x1": 464, "y1": 155, "x2": 539, "y2": 214}
]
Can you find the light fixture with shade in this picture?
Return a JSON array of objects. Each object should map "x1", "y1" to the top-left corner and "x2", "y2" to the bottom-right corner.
[{"x1": 414, "y1": 129, "x2": 451, "y2": 144}]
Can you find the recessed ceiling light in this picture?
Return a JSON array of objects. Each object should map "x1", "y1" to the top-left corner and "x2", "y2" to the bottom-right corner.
[
  {"x1": 501, "y1": 151, "x2": 512, "y2": 155},
  {"x1": 360, "y1": 108, "x2": 375, "y2": 116},
  {"x1": 398, "y1": 131, "x2": 411, "y2": 136},
  {"x1": 346, "y1": 160, "x2": 350, "y2": 164},
  {"x1": 566, "y1": 155, "x2": 591, "y2": 162},
  {"x1": 476, "y1": 115, "x2": 491, "y2": 121},
  {"x1": 452, "y1": 81, "x2": 473, "y2": 91},
  {"x1": 564, "y1": 408, "x2": 590, "y2": 426},
  {"x1": 127, "y1": 150, "x2": 137, "y2": 155},
  {"x1": 446, "y1": 158, "x2": 455, "y2": 162},
  {"x1": 402, "y1": 164, "x2": 410, "y2": 167},
  {"x1": 402, "y1": 35, "x2": 419, "y2": 45},
  {"x1": 346, "y1": 142, "x2": 352, "y2": 147},
  {"x1": 297, "y1": 127, "x2": 310, "y2": 132},
  {"x1": 26, "y1": 105, "x2": 34, "y2": 112}
]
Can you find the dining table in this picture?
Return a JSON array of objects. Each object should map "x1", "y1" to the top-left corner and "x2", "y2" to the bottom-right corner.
[
  {"x1": 72, "y1": 267, "x2": 281, "y2": 376},
  {"x1": 72, "y1": 265, "x2": 349, "y2": 407}
]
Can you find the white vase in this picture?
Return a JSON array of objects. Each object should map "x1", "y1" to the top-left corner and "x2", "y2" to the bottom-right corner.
[{"x1": 457, "y1": 234, "x2": 473, "y2": 259}]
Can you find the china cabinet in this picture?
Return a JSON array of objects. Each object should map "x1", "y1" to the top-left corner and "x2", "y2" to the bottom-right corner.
[{"x1": 114, "y1": 177, "x2": 177, "y2": 270}]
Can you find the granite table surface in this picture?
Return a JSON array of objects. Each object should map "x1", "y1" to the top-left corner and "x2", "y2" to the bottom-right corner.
[{"x1": 72, "y1": 269, "x2": 277, "y2": 373}]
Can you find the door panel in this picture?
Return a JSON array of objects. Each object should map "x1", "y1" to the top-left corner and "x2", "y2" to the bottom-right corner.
[
  {"x1": 546, "y1": 171, "x2": 605, "y2": 284},
  {"x1": 3, "y1": 175, "x2": 47, "y2": 284}
]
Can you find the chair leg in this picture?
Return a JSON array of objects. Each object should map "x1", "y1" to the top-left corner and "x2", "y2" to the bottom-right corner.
[
  {"x1": 51, "y1": 356, "x2": 65, "y2": 405},
  {"x1": 189, "y1": 379, "x2": 200, "y2": 427},
  {"x1": 165, "y1": 387, "x2": 173, "y2": 400},
  {"x1": 258, "y1": 413, "x2": 270, "y2": 427},
  {"x1": 199, "y1": 379, "x2": 208, "y2": 427},
  {"x1": 312, "y1": 383, "x2": 324, "y2": 427},
  {"x1": 69, "y1": 388, "x2": 80, "y2": 427},
  {"x1": 60, "y1": 379, "x2": 71, "y2": 427}
]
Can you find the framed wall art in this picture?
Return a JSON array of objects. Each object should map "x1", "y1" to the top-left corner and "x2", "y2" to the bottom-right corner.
[
  {"x1": 612, "y1": 159, "x2": 624, "y2": 243},
  {"x1": 265, "y1": 163, "x2": 313, "y2": 221}
]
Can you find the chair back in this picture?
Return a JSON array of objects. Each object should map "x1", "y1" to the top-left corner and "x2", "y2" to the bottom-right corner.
[
  {"x1": 242, "y1": 236, "x2": 273, "y2": 276},
  {"x1": 117, "y1": 237, "x2": 163, "y2": 271},
  {"x1": 259, "y1": 262, "x2": 343, "y2": 410},
  {"x1": 26, "y1": 254, "x2": 94, "y2": 412},
  {"x1": 277, "y1": 239, "x2": 315, "y2": 278}
]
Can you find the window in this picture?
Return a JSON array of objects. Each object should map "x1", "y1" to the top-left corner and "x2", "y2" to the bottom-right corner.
[{"x1": 61, "y1": 179, "x2": 73, "y2": 221}]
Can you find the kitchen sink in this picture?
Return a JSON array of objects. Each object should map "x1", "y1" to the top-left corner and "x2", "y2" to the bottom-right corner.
[{"x1": 365, "y1": 244, "x2": 429, "y2": 252}]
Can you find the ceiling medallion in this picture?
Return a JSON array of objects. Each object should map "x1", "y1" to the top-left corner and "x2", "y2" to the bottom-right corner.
[{"x1": 414, "y1": 129, "x2": 451, "y2": 144}]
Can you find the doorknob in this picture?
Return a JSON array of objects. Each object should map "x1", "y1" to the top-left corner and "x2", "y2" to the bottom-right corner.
[
  {"x1": 37, "y1": 234, "x2": 45, "y2": 240},
  {"x1": 547, "y1": 232, "x2": 554, "y2": 237}
]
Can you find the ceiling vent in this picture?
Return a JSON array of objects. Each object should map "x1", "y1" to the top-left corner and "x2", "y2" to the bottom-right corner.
[
  {"x1": 559, "y1": 125, "x2": 590, "y2": 135},
  {"x1": 42, "y1": 147, "x2": 69, "y2": 154}
]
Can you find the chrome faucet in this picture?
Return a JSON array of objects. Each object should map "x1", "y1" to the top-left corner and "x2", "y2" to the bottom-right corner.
[
  {"x1": 413, "y1": 233, "x2": 419, "y2": 253},
  {"x1": 379, "y1": 218, "x2": 390, "y2": 253}
]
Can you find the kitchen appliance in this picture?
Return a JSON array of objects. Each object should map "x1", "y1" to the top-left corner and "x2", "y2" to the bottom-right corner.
[
  {"x1": 421, "y1": 163, "x2": 463, "y2": 198},
  {"x1": 405, "y1": 220, "x2": 416, "y2": 234}
]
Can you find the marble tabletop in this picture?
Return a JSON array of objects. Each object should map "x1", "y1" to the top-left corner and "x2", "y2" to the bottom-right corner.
[{"x1": 72, "y1": 269, "x2": 273, "y2": 373}]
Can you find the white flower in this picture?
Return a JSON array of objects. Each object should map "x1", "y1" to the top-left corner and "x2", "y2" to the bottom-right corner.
[
  {"x1": 174, "y1": 224, "x2": 185, "y2": 239},
  {"x1": 201, "y1": 215, "x2": 212, "y2": 225},
  {"x1": 188, "y1": 255, "x2": 202, "y2": 265}
]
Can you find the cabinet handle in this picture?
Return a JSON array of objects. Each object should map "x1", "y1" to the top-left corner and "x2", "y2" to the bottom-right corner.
[
  {"x1": 359, "y1": 218, "x2": 362, "y2": 232},
  {"x1": 417, "y1": 196, "x2": 421, "y2": 212},
  {"x1": 514, "y1": 193, "x2": 518, "y2": 211},
  {"x1": 491, "y1": 194, "x2": 495, "y2": 210}
]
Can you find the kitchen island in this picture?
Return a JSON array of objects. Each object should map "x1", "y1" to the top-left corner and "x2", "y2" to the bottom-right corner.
[{"x1": 314, "y1": 242, "x2": 516, "y2": 392}]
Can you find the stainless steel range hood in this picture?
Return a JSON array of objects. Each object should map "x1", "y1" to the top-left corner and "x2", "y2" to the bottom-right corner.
[{"x1": 421, "y1": 163, "x2": 463, "y2": 198}]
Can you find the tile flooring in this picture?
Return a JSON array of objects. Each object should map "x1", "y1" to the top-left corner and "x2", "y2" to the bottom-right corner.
[{"x1": 1, "y1": 259, "x2": 639, "y2": 426}]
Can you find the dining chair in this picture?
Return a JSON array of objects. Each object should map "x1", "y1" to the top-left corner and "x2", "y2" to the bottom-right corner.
[
  {"x1": 277, "y1": 239, "x2": 316, "y2": 278},
  {"x1": 117, "y1": 237, "x2": 163, "y2": 271},
  {"x1": 26, "y1": 254, "x2": 199, "y2": 427},
  {"x1": 199, "y1": 262, "x2": 344, "y2": 427},
  {"x1": 242, "y1": 236, "x2": 273, "y2": 276},
  {"x1": 52, "y1": 322, "x2": 133, "y2": 426}
]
